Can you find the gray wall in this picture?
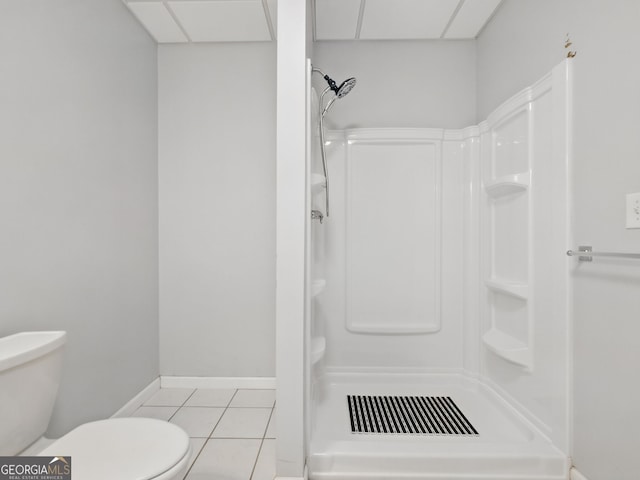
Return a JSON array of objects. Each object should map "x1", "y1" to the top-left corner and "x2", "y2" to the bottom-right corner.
[
  {"x1": 0, "y1": 0, "x2": 159, "y2": 436},
  {"x1": 478, "y1": 2, "x2": 640, "y2": 479},
  {"x1": 158, "y1": 44, "x2": 276, "y2": 377},
  {"x1": 313, "y1": 40, "x2": 476, "y2": 129}
]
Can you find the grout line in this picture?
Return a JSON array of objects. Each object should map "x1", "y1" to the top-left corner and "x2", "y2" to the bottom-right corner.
[
  {"x1": 227, "y1": 388, "x2": 240, "y2": 407},
  {"x1": 181, "y1": 437, "x2": 208, "y2": 480},
  {"x1": 181, "y1": 389, "x2": 198, "y2": 407},
  {"x1": 178, "y1": 405, "x2": 228, "y2": 478},
  {"x1": 167, "y1": 388, "x2": 198, "y2": 421},
  {"x1": 224, "y1": 406, "x2": 274, "y2": 410},
  {"x1": 233, "y1": 388, "x2": 276, "y2": 391},
  {"x1": 205, "y1": 390, "x2": 237, "y2": 437},
  {"x1": 249, "y1": 438, "x2": 265, "y2": 480},
  {"x1": 208, "y1": 436, "x2": 269, "y2": 440},
  {"x1": 170, "y1": 405, "x2": 241, "y2": 409},
  {"x1": 203, "y1": 388, "x2": 237, "y2": 439},
  {"x1": 263, "y1": 406, "x2": 275, "y2": 439}
]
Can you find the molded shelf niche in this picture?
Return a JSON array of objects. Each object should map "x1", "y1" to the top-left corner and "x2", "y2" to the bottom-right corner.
[
  {"x1": 482, "y1": 328, "x2": 532, "y2": 369},
  {"x1": 311, "y1": 337, "x2": 326, "y2": 365},
  {"x1": 311, "y1": 173, "x2": 326, "y2": 195},
  {"x1": 485, "y1": 279, "x2": 529, "y2": 300},
  {"x1": 485, "y1": 171, "x2": 530, "y2": 198}
]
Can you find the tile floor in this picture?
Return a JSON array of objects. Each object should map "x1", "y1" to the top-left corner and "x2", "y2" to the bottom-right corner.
[{"x1": 130, "y1": 387, "x2": 276, "y2": 480}]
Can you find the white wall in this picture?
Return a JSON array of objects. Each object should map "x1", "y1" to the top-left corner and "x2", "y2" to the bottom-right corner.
[
  {"x1": 313, "y1": 40, "x2": 476, "y2": 130},
  {"x1": 158, "y1": 43, "x2": 276, "y2": 377},
  {"x1": 0, "y1": 0, "x2": 158, "y2": 436},
  {"x1": 478, "y1": 2, "x2": 640, "y2": 479}
]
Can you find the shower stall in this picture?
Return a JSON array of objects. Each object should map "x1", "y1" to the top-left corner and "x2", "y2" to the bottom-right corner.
[{"x1": 304, "y1": 60, "x2": 573, "y2": 479}]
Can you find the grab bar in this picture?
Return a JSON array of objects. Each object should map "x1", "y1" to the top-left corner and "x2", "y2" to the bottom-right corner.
[{"x1": 566, "y1": 245, "x2": 640, "y2": 262}]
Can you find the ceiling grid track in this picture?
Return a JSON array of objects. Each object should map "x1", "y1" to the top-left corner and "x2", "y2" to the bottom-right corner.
[
  {"x1": 440, "y1": 0, "x2": 466, "y2": 39},
  {"x1": 261, "y1": 0, "x2": 275, "y2": 41},
  {"x1": 355, "y1": 0, "x2": 366, "y2": 41},
  {"x1": 163, "y1": 1, "x2": 192, "y2": 43},
  {"x1": 123, "y1": 0, "x2": 503, "y2": 43}
]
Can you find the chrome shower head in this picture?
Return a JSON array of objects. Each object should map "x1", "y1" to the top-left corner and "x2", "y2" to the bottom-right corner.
[
  {"x1": 336, "y1": 77, "x2": 356, "y2": 98},
  {"x1": 313, "y1": 67, "x2": 357, "y2": 99}
]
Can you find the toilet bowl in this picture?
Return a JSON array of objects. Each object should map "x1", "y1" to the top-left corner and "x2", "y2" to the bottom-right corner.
[{"x1": 0, "y1": 331, "x2": 190, "y2": 480}]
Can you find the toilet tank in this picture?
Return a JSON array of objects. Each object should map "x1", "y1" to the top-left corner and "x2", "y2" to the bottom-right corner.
[{"x1": 0, "y1": 331, "x2": 66, "y2": 455}]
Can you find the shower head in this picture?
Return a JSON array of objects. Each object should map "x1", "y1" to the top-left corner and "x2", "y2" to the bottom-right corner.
[
  {"x1": 322, "y1": 74, "x2": 357, "y2": 98},
  {"x1": 336, "y1": 77, "x2": 356, "y2": 98},
  {"x1": 313, "y1": 67, "x2": 357, "y2": 99}
]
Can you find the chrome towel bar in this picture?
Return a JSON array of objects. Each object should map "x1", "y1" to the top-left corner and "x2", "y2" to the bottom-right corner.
[{"x1": 566, "y1": 245, "x2": 640, "y2": 262}]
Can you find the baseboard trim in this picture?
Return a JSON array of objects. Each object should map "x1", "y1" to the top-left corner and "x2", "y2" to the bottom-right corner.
[
  {"x1": 160, "y1": 376, "x2": 276, "y2": 389},
  {"x1": 571, "y1": 467, "x2": 589, "y2": 480},
  {"x1": 111, "y1": 377, "x2": 161, "y2": 418}
]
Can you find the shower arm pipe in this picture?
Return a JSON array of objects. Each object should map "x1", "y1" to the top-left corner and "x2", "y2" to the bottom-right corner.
[
  {"x1": 312, "y1": 66, "x2": 327, "y2": 77},
  {"x1": 318, "y1": 86, "x2": 332, "y2": 218}
]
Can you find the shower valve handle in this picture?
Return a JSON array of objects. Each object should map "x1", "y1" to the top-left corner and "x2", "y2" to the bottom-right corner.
[{"x1": 311, "y1": 210, "x2": 324, "y2": 224}]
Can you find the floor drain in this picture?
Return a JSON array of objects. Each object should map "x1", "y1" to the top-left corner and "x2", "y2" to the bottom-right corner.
[{"x1": 347, "y1": 395, "x2": 478, "y2": 435}]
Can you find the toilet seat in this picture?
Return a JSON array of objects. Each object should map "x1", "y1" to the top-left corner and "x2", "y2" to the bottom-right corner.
[{"x1": 39, "y1": 417, "x2": 191, "y2": 480}]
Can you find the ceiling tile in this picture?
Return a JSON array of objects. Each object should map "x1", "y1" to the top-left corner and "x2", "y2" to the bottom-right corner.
[
  {"x1": 126, "y1": 1, "x2": 188, "y2": 43},
  {"x1": 444, "y1": 0, "x2": 502, "y2": 38},
  {"x1": 168, "y1": 0, "x2": 271, "y2": 42},
  {"x1": 360, "y1": 0, "x2": 459, "y2": 39},
  {"x1": 315, "y1": 0, "x2": 361, "y2": 40}
]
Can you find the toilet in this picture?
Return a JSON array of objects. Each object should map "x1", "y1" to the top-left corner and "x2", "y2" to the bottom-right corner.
[{"x1": 0, "y1": 331, "x2": 191, "y2": 479}]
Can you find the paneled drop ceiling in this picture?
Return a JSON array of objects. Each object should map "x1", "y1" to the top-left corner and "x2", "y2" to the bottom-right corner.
[
  {"x1": 123, "y1": 0, "x2": 502, "y2": 44},
  {"x1": 123, "y1": 0, "x2": 277, "y2": 43},
  {"x1": 317, "y1": 0, "x2": 504, "y2": 40}
]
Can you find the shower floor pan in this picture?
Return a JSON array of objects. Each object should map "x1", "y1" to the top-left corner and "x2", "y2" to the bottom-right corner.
[{"x1": 308, "y1": 372, "x2": 569, "y2": 480}]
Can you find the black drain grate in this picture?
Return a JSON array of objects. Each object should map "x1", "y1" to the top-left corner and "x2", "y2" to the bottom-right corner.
[{"x1": 347, "y1": 395, "x2": 478, "y2": 435}]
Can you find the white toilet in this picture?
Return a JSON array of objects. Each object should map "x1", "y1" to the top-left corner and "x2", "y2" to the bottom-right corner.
[{"x1": 0, "y1": 331, "x2": 191, "y2": 480}]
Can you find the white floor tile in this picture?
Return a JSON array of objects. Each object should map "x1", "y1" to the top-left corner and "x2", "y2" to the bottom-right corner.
[
  {"x1": 130, "y1": 406, "x2": 179, "y2": 421},
  {"x1": 265, "y1": 410, "x2": 275, "y2": 439},
  {"x1": 170, "y1": 407, "x2": 225, "y2": 438},
  {"x1": 185, "y1": 439, "x2": 261, "y2": 480},
  {"x1": 251, "y1": 439, "x2": 275, "y2": 480},
  {"x1": 144, "y1": 388, "x2": 195, "y2": 407},
  {"x1": 185, "y1": 388, "x2": 236, "y2": 407},
  {"x1": 229, "y1": 389, "x2": 276, "y2": 408},
  {"x1": 186, "y1": 438, "x2": 207, "y2": 472},
  {"x1": 211, "y1": 408, "x2": 271, "y2": 439}
]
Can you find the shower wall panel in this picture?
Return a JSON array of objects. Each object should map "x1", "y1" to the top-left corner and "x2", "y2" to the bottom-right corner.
[
  {"x1": 479, "y1": 61, "x2": 571, "y2": 452},
  {"x1": 317, "y1": 129, "x2": 465, "y2": 370},
  {"x1": 345, "y1": 139, "x2": 441, "y2": 334}
]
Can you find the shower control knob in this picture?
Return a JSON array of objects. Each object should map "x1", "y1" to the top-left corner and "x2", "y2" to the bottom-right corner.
[{"x1": 311, "y1": 210, "x2": 324, "y2": 224}]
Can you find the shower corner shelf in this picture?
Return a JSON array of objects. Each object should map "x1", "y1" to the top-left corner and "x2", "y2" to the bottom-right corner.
[
  {"x1": 482, "y1": 328, "x2": 531, "y2": 368},
  {"x1": 311, "y1": 336, "x2": 326, "y2": 365},
  {"x1": 484, "y1": 172, "x2": 530, "y2": 198},
  {"x1": 485, "y1": 278, "x2": 529, "y2": 300},
  {"x1": 311, "y1": 279, "x2": 326, "y2": 297},
  {"x1": 311, "y1": 173, "x2": 326, "y2": 194}
]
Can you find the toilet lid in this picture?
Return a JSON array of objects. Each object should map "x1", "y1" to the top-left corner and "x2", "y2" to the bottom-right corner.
[{"x1": 39, "y1": 418, "x2": 190, "y2": 480}]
